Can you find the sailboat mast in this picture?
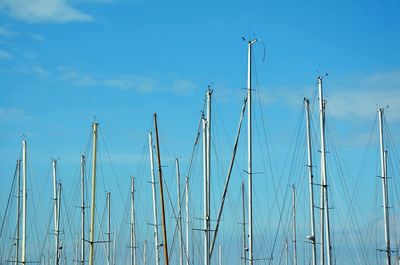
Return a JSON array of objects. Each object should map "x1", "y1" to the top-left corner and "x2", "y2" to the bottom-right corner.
[
  {"x1": 202, "y1": 116, "x2": 209, "y2": 265},
  {"x1": 206, "y1": 87, "x2": 212, "y2": 263},
  {"x1": 292, "y1": 185, "x2": 297, "y2": 265},
  {"x1": 210, "y1": 95, "x2": 247, "y2": 257},
  {"x1": 176, "y1": 158, "x2": 184, "y2": 265},
  {"x1": 15, "y1": 160, "x2": 21, "y2": 265},
  {"x1": 52, "y1": 159, "x2": 59, "y2": 265},
  {"x1": 143, "y1": 240, "x2": 147, "y2": 265},
  {"x1": 247, "y1": 38, "x2": 257, "y2": 265},
  {"x1": 242, "y1": 181, "x2": 247, "y2": 265},
  {"x1": 218, "y1": 245, "x2": 222, "y2": 265},
  {"x1": 80, "y1": 155, "x2": 85, "y2": 265},
  {"x1": 56, "y1": 183, "x2": 62, "y2": 264},
  {"x1": 318, "y1": 77, "x2": 332, "y2": 265},
  {"x1": 378, "y1": 108, "x2": 391, "y2": 265},
  {"x1": 88, "y1": 123, "x2": 99, "y2": 265},
  {"x1": 130, "y1": 177, "x2": 137, "y2": 265},
  {"x1": 113, "y1": 229, "x2": 117, "y2": 265},
  {"x1": 21, "y1": 140, "x2": 27, "y2": 265},
  {"x1": 285, "y1": 239, "x2": 289, "y2": 265},
  {"x1": 75, "y1": 240, "x2": 79, "y2": 265},
  {"x1": 107, "y1": 192, "x2": 111, "y2": 265},
  {"x1": 185, "y1": 176, "x2": 190, "y2": 265},
  {"x1": 153, "y1": 113, "x2": 169, "y2": 265},
  {"x1": 148, "y1": 132, "x2": 161, "y2": 265},
  {"x1": 304, "y1": 98, "x2": 317, "y2": 265}
]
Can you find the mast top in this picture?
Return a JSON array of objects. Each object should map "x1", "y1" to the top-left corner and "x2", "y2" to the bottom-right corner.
[
  {"x1": 249, "y1": 39, "x2": 257, "y2": 45},
  {"x1": 317, "y1": 72, "x2": 328, "y2": 81},
  {"x1": 242, "y1": 36, "x2": 257, "y2": 45},
  {"x1": 207, "y1": 85, "x2": 213, "y2": 94}
]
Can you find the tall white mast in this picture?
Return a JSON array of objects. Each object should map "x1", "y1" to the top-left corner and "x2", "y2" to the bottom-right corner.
[
  {"x1": 210, "y1": 95, "x2": 247, "y2": 258},
  {"x1": 80, "y1": 155, "x2": 85, "y2": 265},
  {"x1": 242, "y1": 181, "x2": 247, "y2": 265},
  {"x1": 304, "y1": 98, "x2": 317, "y2": 265},
  {"x1": 107, "y1": 192, "x2": 111, "y2": 265},
  {"x1": 143, "y1": 240, "x2": 147, "y2": 265},
  {"x1": 153, "y1": 113, "x2": 169, "y2": 265},
  {"x1": 378, "y1": 108, "x2": 391, "y2": 265},
  {"x1": 130, "y1": 177, "x2": 137, "y2": 265},
  {"x1": 185, "y1": 176, "x2": 190, "y2": 265},
  {"x1": 113, "y1": 229, "x2": 117, "y2": 265},
  {"x1": 15, "y1": 160, "x2": 21, "y2": 265},
  {"x1": 52, "y1": 159, "x2": 60, "y2": 265},
  {"x1": 56, "y1": 183, "x2": 62, "y2": 264},
  {"x1": 202, "y1": 116, "x2": 209, "y2": 265},
  {"x1": 206, "y1": 87, "x2": 212, "y2": 261},
  {"x1": 218, "y1": 245, "x2": 222, "y2": 265},
  {"x1": 176, "y1": 158, "x2": 184, "y2": 265},
  {"x1": 285, "y1": 239, "x2": 289, "y2": 265},
  {"x1": 204, "y1": 87, "x2": 212, "y2": 265},
  {"x1": 75, "y1": 240, "x2": 79, "y2": 265},
  {"x1": 148, "y1": 132, "x2": 160, "y2": 265},
  {"x1": 292, "y1": 185, "x2": 297, "y2": 265},
  {"x1": 247, "y1": 38, "x2": 257, "y2": 265},
  {"x1": 88, "y1": 122, "x2": 99, "y2": 265},
  {"x1": 318, "y1": 77, "x2": 332, "y2": 265},
  {"x1": 21, "y1": 140, "x2": 27, "y2": 265}
]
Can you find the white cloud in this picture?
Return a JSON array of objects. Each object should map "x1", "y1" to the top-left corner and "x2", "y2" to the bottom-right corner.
[
  {"x1": 327, "y1": 69, "x2": 400, "y2": 121},
  {"x1": 59, "y1": 68, "x2": 197, "y2": 94},
  {"x1": 264, "y1": 69, "x2": 400, "y2": 122},
  {"x1": 102, "y1": 152, "x2": 146, "y2": 164},
  {"x1": 170, "y1": 78, "x2": 196, "y2": 95},
  {"x1": 0, "y1": 49, "x2": 12, "y2": 59},
  {"x1": 22, "y1": 51, "x2": 37, "y2": 60},
  {"x1": 327, "y1": 90, "x2": 400, "y2": 120},
  {"x1": 28, "y1": 65, "x2": 49, "y2": 78},
  {"x1": 0, "y1": 64, "x2": 49, "y2": 77},
  {"x1": 103, "y1": 76, "x2": 159, "y2": 92},
  {"x1": 0, "y1": 0, "x2": 92, "y2": 23},
  {"x1": 0, "y1": 26, "x2": 18, "y2": 37},
  {"x1": 0, "y1": 108, "x2": 27, "y2": 120},
  {"x1": 61, "y1": 69, "x2": 97, "y2": 86},
  {"x1": 13, "y1": 65, "x2": 49, "y2": 78},
  {"x1": 259, "y1": 86, "x2": 304, "y2": 106},
  {"x1": 27, "y1": 32, "x2": 45, "y2": 41}
]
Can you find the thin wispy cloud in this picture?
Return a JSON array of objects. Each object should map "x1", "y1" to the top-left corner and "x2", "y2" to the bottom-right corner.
[
  {"x1": 0, "y1": 107, "x2": 28, "y2": 120},
  {"x1": 328, "y1": 69, "x2": 400, "y2": 121},
  {"x1": 0, "y1": 26, "x2": 18, "y2": 37},
  {"x1": 102, "y1": 152, "x2": 147, "y2": 164},
  {"x1": 0, "y1": 64, "x2": 49, "y2": 78},
  {"x1": 0, "y1": 0, "x2": 92, "y2": 23},
  {"x1": 29, "y1": 65, "x2": 49, "y2": 78},
  {"x1": 170, "y1": 78, "x2": 196, "y2": 95},
  {"x1": 61, "y1": 68, "x2": 97, "y2": 86},
  {"x1": 22, "y1": 51, "x2": 38, "y2": 60},
  {"x1": 27, "y1": 32, "x2": 45, "y2": 41},
  {"x1": 103, "y1": 76, "x2": 160, "y2": 92},
  {"x1": 59, "y1": 67, "x2": 197, "y2": 95},
  {"x1": 256, "y1": 86, "x2": 305, "y2": 106},
  {"x1": 263, "y1": 69, "x2": 400, "y2": 122},
  {"x1": 0, "y1": 49, "x2": 12, "y2": 60}
]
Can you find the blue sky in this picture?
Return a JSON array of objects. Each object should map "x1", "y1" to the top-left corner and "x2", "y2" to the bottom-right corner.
[{"x1": 1, "y1": 1, "x2": 400, "y2": 265}]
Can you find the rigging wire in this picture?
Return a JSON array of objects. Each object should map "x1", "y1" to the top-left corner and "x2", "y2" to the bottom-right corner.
[
  {"x1": 0, "y1": 160, "x2": 18, "y2": 239},
  {"x1": 326, "y1": 118, "x2": 371, "y2": 264}
]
